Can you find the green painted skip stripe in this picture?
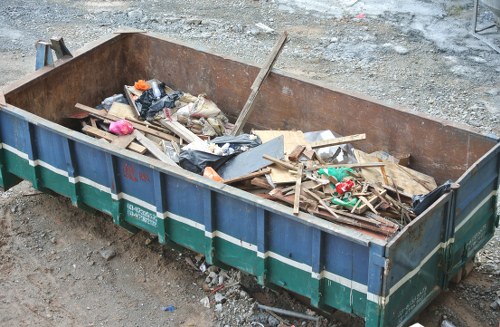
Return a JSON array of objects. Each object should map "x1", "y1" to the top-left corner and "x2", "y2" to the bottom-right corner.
[
  {"x1": 5, "y1": 143, "x2": 495, "y2": 306},
  {"x1": 2, "y1": 143, "x2": 382, "y2": 304}
]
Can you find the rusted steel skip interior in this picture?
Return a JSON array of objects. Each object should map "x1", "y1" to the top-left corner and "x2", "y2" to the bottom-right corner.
[{"x1": 3, "y1": 32, "x2": 497, "y2": 182}]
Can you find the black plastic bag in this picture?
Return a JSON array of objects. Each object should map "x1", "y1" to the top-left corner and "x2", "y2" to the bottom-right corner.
[
  {"x1": 211, "y1": 134, "x2": 262, "y2": 153},
  {"x1": 136, "y1": 83, "x2": 182, "y2": 120},
  {"x1": 412, "y1": 180, "x2": 454, "y2": 215},
  {"x1": 179, "y1": 150, "x2": 237, "y2": 174}
]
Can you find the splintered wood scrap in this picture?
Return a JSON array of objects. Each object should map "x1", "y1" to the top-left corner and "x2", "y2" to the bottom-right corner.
[
  {"x1": 304, "y1": 189, "x2": 339, "y2": 218},
  {"x1": 159, "y1": 119, "x2": 202, "y2": 144},
  {"x1": 82, "y1": 125, "x2": 147, "y2": 154},
  {"x1": 331, "y1": 209, "x2": 382, "y2": 226},
  {"x1": 364, "y1": 212, "x2": 400, "y2": 229},
  {"x1": 288, "y1": 145, "x2": 306, "y2": 162},
  {"x1": 231, "y1": 31, "x2": 289, "y2": 136},
  {"x1": 250, "y1": 177, "x2": 273, "y2": 190},
  {"x1": 358, "y1": 196, "x2": 379, "y2": 214},
  {"x1": 111, "y1": 133, "x2": 136, "y2": 148},
  {"x1": 262, "y1": 154, "x2": 298, "y2": 171},
  {"x1": 124, "y1": 85, "x2": 141, "y2": 116},
  {"x1": 223, "y1": 168, "x2": 272, "y2": 185},
  {"x1": 311, "y1": 162, "x2": 386, "y2": 170},
  {"x1": 313, "y1": 210, "x2": 395, "y2": 236},
  {"x1": 293, "y1": 164, "x2": 304, "y2": 215},
  {"x1": 309, "y1": 133, "x2": 366, "y2": 149},
  {"x1": 75, "y1": 103, "x2": 179, "y2": 143},
  {"x1": 132, "y1": 130, "x2": 177, "y2": 166}
]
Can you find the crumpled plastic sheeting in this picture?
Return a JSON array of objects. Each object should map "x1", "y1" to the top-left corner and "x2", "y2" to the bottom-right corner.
[
  {"x1": 179, "y1": 150, "x2": 237, "y2": 174},
  {"x1": 412, "y1": 180, "x2": 453, "y2": 215},
  {"x1": 136, "y1": 82, "x2": 182, "y2": 120}
]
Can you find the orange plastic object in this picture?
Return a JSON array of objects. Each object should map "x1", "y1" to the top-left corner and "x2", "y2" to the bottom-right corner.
[
  {"x1": 203, "y1": 167, "x2": 224, "y2": 182},
  {"x1": 134, "y1": 79, "x2": 150, "y2": 91}
]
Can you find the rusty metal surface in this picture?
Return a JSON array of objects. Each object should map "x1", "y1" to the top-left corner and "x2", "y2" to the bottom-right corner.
[{"x1": 3, "y1": 32, "x2": 498, "y2": 183}]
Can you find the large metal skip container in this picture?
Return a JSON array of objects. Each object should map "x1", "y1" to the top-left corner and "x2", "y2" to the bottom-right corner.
[{"x1": 0, "y1": 32, "x2": 498, "y2": 326}]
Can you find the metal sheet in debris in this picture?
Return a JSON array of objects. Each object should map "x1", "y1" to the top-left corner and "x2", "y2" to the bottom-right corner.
[{"x1": 218, "y1": 136, "x2": 284, "y2": 180}]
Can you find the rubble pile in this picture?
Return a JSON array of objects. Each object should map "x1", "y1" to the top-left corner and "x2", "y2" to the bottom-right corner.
[{"x1": 71, "y1": 77, "x2": 450, "y2": 239}]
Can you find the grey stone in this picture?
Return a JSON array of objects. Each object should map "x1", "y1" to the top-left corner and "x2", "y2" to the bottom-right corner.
[
  {"x1": 490, "y1": 300, "x2": 499, "y2": 310},
  {"x1": 214, "y1": 292, "x2": 226, "y2": 303},
  {"x1": 128, "y1": 9, "x2": 143, "y2": 20},
  {"x1": 394, "y1": 45, "x2": 409, "y2": 55},
  {"x1": 214, "y1": 303, "x2": 223, "y2": 312},
  {"x1": 99, "y1": 248, "x2": 116, "y2": 261}
]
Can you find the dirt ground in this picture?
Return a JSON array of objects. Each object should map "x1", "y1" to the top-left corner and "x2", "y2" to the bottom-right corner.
[{"x1": 0, "y1": 0, "x2": 499, "y2": 326}]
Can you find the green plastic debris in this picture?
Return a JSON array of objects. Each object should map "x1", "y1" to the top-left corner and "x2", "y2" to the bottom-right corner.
[
  {"x1": 318, "y1": 167, "x2": 354, "y2": 182},
  {"x1": 332, "y1": 197, "x2": 358, "y2": 209}
]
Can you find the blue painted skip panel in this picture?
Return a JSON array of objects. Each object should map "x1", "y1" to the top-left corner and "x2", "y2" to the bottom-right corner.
[
  {"x1": 33, "y1": 126, "x2": 68, "y2": 171},
  {"x1": 454, "y1": 144, "x2": 499, "y2": 226},
  {"x1": 214, "y1": 192, "x2": 257, "y2": 245},
  {"x1": 164, "y1": 174, "x2": 206, "y2": 225},
  {"x1": 73, "y1": 141, "x2": 110, "y2": 187},
  {"x1": 385, "y1": 195, "x2": 450, "y2": 290},
  {"x1": 115, "y1": 157, "x2": 155, "y2": 202},
  {"x1": 0, "y1": 111, "x2": 28, "y2": 154},
  {"x1": 268, "y1": 211, "x2": 312, "y2": 266},
  {"x1": 324, "y1": 233, "x2": 369, "y2": 285}
]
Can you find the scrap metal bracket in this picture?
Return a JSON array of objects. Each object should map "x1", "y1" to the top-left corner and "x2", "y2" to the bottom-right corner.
[
  {"x1": 471, "y1": 0, "x2": 500, "y2": 53},
  {"x1": 35, "y1": 37, "x2": 73, "y2": 70}
]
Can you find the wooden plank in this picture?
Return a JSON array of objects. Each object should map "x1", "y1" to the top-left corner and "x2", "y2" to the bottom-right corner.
[
  {"x1": 231, "y1": 31, "x2": 288, "y2": 135},
  {"x1": 223, "y1": 168, "x2": 271, "y2": 185},
  {"x1": 254, "y1": 130, "x2": 306, "y2": 184},
  {"x1": 124, "y1": 85, "x2": 141, "y2": 116},
  {"x1": 293, "y1": 164, "x2": 303, "y2": 215},
  {"x1": 354, "y1": 149, "x2": 437, "y2": 196},
  {"x1": 159, "y1": 119, "x2": 202, "y2": 144},
  {"x1": 309, "y1": 133, "x2": 366, "y2": 149},
  {"x1": 109, "y1": 102, "x2": 137, "y2": 119},
  {"x1": 75, "y1": 103, "x2": 179, "y2": 143},
  {"x1": 250, "y1": 177, "x2": 273, "y2": 190},
  {"x1": 111, "y1": 133, "x2": 136, "y2": 148},
  {"x1": 288, "y1": 145, "x2": 306, "y2": 162},
  {"x1": 310, "y1": 162, "x2": 387, "y2": 170},
  {"x1": 304, "y1": 189, "x2": 340, "y2": 218},
  {"x1": 82, "y1": 125, "x2": 147, "y2": 154},
  {"x1": 132, "y1": 130, "x2": 177, "y2": 166},
  {"x1": 262, "y1": 154, "x2": 297, "y2": 171}
]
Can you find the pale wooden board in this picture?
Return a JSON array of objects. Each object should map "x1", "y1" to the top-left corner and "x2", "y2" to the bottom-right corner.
[
  {"x1": 253, "y1": 130, "x2": 306, "y2": 184},
  {"x1": 108, "y1": 102, "x2": 137, "y2": 120},
  {"x1": 354, "y1": 149, "x2": 437, "y2": 196},
  {"x1": 111, "y1": 133, "x2": 136, "y2": 148}
]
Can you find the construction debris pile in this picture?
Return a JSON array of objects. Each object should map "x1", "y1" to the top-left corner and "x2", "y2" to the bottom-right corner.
[{"x1": 71, "y1": 77, "x2": 449, "y2": 239}]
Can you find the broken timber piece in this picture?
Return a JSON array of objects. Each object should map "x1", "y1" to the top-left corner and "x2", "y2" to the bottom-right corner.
[
  {"x1": 293, "y1": 164, "x2": 303, "y2": 215},
  {"x1": 159, "y1": 119, "x2": 202, "y2": 144},
  {"x1": 111, "y1": 133, "x2": 136, "y2": 148},
  {"x1": 288, "y1": 145, "x2": 306, "y2": 162},
  {"x1": 354, "y1": 192, "x2": 385, "y2": 215},
  {"x1": 124, "y1": 85, "x2": 141, "y2": 116},
  {"x1": 262, "y1": 154, "x2": 297, "y2": 171},
  {"x1": 75, "y1": 103, "x2": 179, "y2": 143},
  {"x1": 250, "y1": 177, "x2": 273, "y2": 190},
  {"x1": 223, "y1": 168, "x2": 271, "y2": 185},
  {"x1": 311, "y1": 162, "x2": 386, "y2": 170},
  {"x1": 304, "y1": 189, "x2": 339, "y2": 218},
  {"x1": 309, "y1": 133, "x2": 366, "y2": 149},
  {"x1": 133, "y1": 130, "x2": 177, "y2": 166},
  {"x1": 231, "y1": 31, "x2": 288, "y2": 135},
  {"x1": 109, "y1": 102, "x2": 137, "y2": 120},
  {"x1": 82, "y1": 125, "x2": 146, "y2": 154}
]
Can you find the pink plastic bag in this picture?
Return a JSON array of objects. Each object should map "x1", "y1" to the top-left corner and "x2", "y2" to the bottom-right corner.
[{"x1": 109, "y1": 120, "x2": 134, "y2": 135}]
